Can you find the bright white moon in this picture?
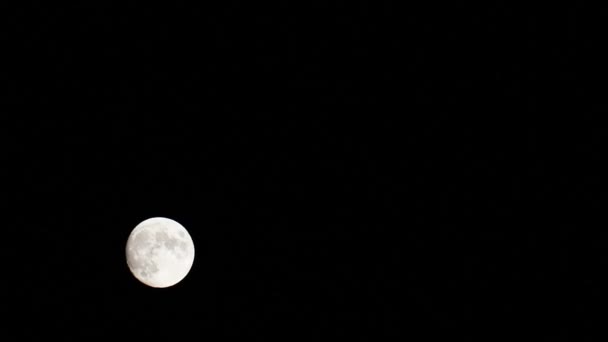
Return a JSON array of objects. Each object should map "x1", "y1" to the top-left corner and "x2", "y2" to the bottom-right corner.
[{"x1": 126, "y1": 217, "x2": 195, "y2": 288}]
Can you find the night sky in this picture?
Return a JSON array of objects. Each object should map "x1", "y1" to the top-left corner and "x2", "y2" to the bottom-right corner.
[{"x1": 4, "y1": 2, "x2": 606, "y2": 340}]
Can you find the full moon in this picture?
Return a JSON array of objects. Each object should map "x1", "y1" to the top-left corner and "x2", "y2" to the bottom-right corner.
[{"x1": 126, "y1": 217, "x2": 195, "y2": 288}]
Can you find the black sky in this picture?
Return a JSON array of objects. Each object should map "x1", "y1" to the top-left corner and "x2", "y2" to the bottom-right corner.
[{"x1": 3, "y1": 2, "x2": 607, "y2": 340}]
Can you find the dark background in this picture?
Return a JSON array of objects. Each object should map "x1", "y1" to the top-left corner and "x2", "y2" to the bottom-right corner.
[{"x1": 2, "y1": 2, "x2": 606, "y2": 340}]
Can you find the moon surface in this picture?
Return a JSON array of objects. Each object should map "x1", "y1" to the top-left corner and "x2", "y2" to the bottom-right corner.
[{"x1": 126, "y1": 217, "x2": 195, "y2": 288}]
